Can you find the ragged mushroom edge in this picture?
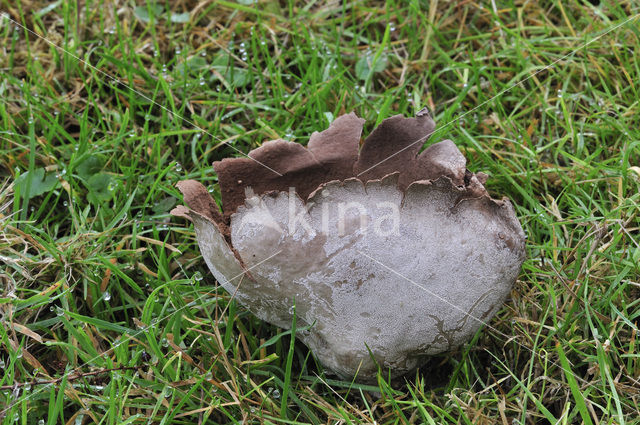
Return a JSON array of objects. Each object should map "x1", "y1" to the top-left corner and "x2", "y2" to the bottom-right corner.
[{"x1": 172, "y1": 170, "x2": 526, "y2": 276}]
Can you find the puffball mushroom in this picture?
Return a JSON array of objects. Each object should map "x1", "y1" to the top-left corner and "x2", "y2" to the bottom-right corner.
[{"x1": 171, "y1": 110, "x2": 526, "y2": 382}]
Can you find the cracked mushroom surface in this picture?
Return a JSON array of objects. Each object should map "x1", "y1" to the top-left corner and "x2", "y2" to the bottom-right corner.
[{"x1": 172, "y1": 110, "x2": 526, "y2": 382}]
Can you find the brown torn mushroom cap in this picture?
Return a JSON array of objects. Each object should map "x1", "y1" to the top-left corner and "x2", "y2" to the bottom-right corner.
[{"x1": 171, "y1": 111, "x2": 526, "y2": 382}]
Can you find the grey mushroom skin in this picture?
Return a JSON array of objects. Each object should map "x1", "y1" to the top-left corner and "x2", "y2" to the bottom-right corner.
[{"x1": 172, "y1": 112, "x2": 526, "y2": 382}]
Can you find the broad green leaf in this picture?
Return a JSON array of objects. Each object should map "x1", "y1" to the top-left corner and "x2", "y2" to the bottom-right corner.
[
  {"x1": 169, "y1": 12, "x2": 190, "y2": 23},
  {"x1": 210, "y1": 53, "x2": 250, "y2": 88},
  {"x1": 175, "y1": 56, "x2": 208, "y2": 75},
  {"x1": 152, "y1": 196, "x2": 176, "y2": 214},
  {"x1": 87, "y1": 173, "x2": 114, "y2": 204},
  {"x1": 76, "y1": 155, "x2": 105, "y2": 179},
  {"x1": 133, "y1": 4, "x2": 164, "y2": 23},
  {"x1": 14, "y1": 168, "x2": 60, "y2": 200},
  {"x1": 355, "y1": 52, "x2": 388, "y2": 80}
]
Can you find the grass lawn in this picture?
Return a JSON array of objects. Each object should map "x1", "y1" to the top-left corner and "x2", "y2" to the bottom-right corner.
[{"x1": 1, "y1": 0, "x2": 639, "y2": 423}]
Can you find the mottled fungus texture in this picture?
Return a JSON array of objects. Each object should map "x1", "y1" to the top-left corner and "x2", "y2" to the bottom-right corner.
[{"x1": 172, "y1": 110, "x2": 526, "y2": 382}]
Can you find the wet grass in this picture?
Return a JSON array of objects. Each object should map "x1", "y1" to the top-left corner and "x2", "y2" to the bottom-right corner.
[{"x1": 0, "y1": 0, "x2": 639, "y2": 423}]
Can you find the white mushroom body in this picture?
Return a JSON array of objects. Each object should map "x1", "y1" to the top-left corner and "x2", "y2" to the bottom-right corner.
[{"x1": 172, "y1": 111, "x2": 526, "y2": 381}]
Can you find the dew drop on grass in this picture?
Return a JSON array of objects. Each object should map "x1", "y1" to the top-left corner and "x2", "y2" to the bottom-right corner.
[
  {"x1": 0, "y1": 359, "x2": 4, "y2": 368},
  {"x1": 199, "y1": 77, "x2": 205, "y2": 86},
  {"x1": 103, "y1": 292, "x2": 111, "y2": 302},
  {"x1": 161, "y1": 338, "x2": 168, "y2": 348},
  {"x1": 174, "y1": 162, "x2": 182, "y2": 172},
  {"x1": 38, "y1": 420, "x2": 45, "y2": 425},
  {"x1": 272, "y1": 389, "x2": 280, "y2": 399},
  {"x1": 24, "y1": 383, "x2": 31, "y2": 391},
  {"x1": 193, "y1": 271, "x2": 203, "y2": 281},
  {"x1": 63, "y1": 201, "x2": 68, "y2": 207}
]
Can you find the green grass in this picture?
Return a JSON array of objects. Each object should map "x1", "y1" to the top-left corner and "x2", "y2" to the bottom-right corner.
[{"x1": 1, "y1": 0, "x2": 639, "y2": 423}]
